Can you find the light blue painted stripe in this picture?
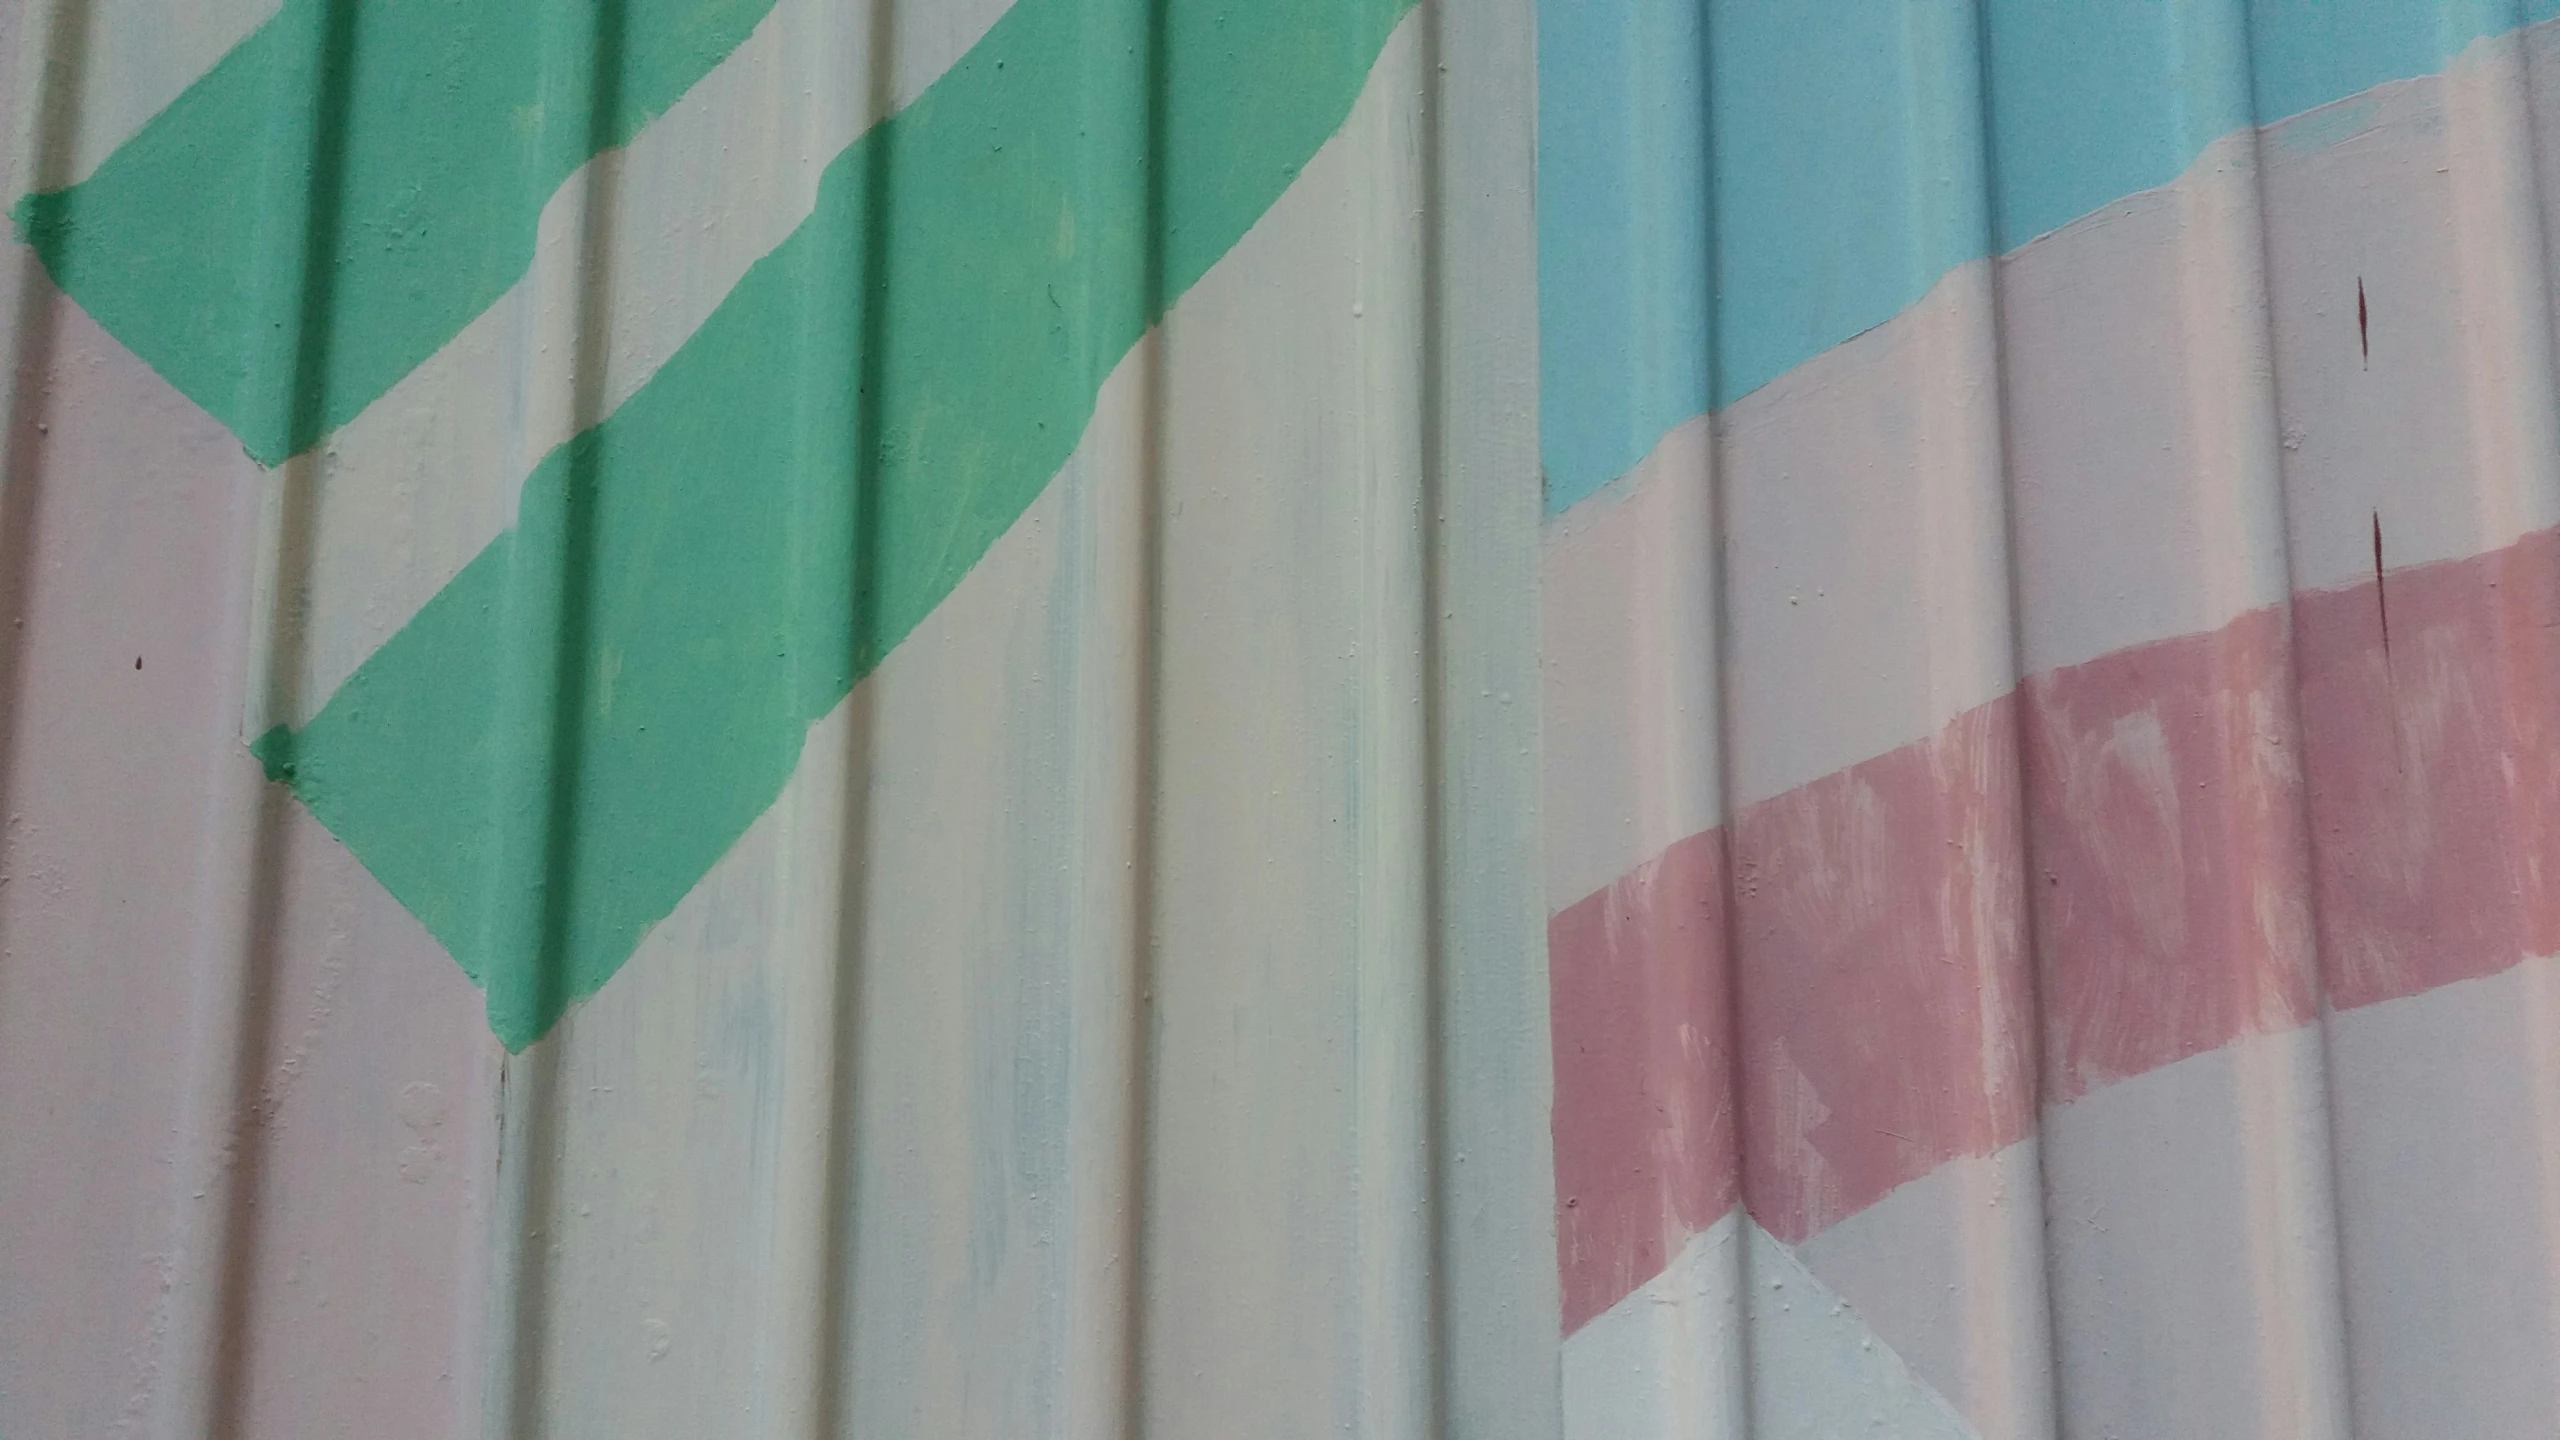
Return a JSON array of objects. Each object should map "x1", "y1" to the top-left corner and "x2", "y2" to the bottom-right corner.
[{"x1": 1538, "y1": 0, "x2": 2560, "y2": 515}]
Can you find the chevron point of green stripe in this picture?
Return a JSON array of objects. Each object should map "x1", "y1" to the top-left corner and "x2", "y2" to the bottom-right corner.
[
  {"x1": 12, "y1": 0, "x2": 781, "y2": 467},
  {"x1": 264, "y1": 0, "x2": 1414, "y2": 1050}
]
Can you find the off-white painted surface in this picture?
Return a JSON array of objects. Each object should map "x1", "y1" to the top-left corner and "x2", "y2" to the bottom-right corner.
[
  {"x1": 1563, "y1": 1210, "x2": 1982, "y2": 1440},
  {"x1": 13, "y1": 1, "x2": 2560, "y2": 1436}
]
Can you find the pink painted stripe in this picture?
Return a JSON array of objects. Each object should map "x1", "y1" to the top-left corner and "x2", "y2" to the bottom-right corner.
[{"x1": 1550, "y1": 524, "x2": 2560, "y2": 1336}]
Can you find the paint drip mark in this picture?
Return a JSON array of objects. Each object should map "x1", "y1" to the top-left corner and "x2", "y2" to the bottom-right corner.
[{"x1": 2358, "y1": 278, "x2": 2370, "y2": 369}]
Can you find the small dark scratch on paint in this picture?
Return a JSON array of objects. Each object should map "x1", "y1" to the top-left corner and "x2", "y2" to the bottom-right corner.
[
  {"x1": 2375, "y1": 509, "x2": 2405, "y2": 772},
  {"x1": 2373, "y1": 509, "x2": 2390, "y2": 662},
  {"x1": 2358, "y1": 278, "x2": 2369, "y2": 369}
]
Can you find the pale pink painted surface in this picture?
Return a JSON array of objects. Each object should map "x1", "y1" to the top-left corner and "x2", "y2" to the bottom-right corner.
[{"x1": 0, "y1": 256, "x2": 500, "y2": 1437}]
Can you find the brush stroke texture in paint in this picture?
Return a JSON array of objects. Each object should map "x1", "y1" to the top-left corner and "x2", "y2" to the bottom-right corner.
[
  {"x1": 238, "y1": 0, "x2": 1022, "y2": 736},
  {"x1": 255, "y1": 0, "x2": 1413, "y2": 1049},
  {"x1": 1543, "y1": 9, "x2": 2560, "y2": 1350},
  {"x1": 13, "y1": 0, "x2": 781, "y2": 466},
  {"x1": 1550, "y1": 518, "x2": 2560, "y2": 1333},
  {"x1": 1536, "y1": 0, "x2": 2560, "y2": 512}
]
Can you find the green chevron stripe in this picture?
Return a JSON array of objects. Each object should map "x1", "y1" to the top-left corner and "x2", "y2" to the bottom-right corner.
[
  {"x1": 256, "y1": 0, "x2": 1414, "y2": 1048},
  {"x1": 14, "y1": 0, "x2": 780, "y2": 466}
]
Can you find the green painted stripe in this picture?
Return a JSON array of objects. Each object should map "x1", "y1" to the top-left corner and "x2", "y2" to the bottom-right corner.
[
  {"x1": 258, "y1": 0, "x2": 1414, "y2": 1048},
  {"x1": 14, "y1": 0, "x2": 781, "y2": 466}
]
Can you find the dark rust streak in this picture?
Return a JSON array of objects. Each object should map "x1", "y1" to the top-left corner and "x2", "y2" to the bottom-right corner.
[
  {"x1": 2373, "y1": 508, "x2": 2391, "y2": 661},
  {"x1": 2375, "y1": 509, "x2": 2405, "y2": 774},
  {"x1": 2358, "y1": 278, "x2": 2369, "y2": 368}
]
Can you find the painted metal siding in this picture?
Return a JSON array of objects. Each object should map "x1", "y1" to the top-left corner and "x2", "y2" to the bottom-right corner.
[
  {"x1": 2, "y1": 1, "x2": 2558, "y2": 1437},
  {"x1": 1541, "y1": 5, "x2": 2560, "y2": 1438},
  {"x1": 0, "y1": 2, "x2": 1553, "y2": 1434}
]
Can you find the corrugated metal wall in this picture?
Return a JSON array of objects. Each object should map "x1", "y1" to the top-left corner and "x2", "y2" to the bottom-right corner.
[
  {"x1": 1543, "y1": 4, "x2": 2560, "y2": 1438},
  {"x1": 4, "y1": 1, "x2": 2560, "y2": 1437},
  {"x1": 0, "y1": 1, "x2": 1553, "y2": 1434}
]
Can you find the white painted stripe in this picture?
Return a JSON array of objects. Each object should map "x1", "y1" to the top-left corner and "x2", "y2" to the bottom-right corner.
[
  {"x1": 1792, "y1": 1143, "x2": 2054, "y2": 1440},
  {"x1": 2323, "y1": 953, "x2": 2560, "y2": 1440},
  {"x1": 1540, "y1": 410, "x2": 1725, "y2": 929},
  {"x1": 1998, "y1": 128, "x2": 2288, "y2": 682},
  {"x1": 1, "y1": 0, "x2": 280, "y2": 196},
  {"x1": 1562, "y1": 1211, "x2": 1749, "y2": 1440},
  {"x1": 2260, "y1": 27, "x2": 2560, "y2": 602},
  {"x1": 1542, "y1": 258, "x2": 2009, "y2": 911},
  {"x1": 1796, "y1": 1019, "x2": 2392, "y2": 1440},
  {"x1": 2041, "y1": 1020, "x2": 2352, "y2": 1440},
  {"x1": 1562, "y1": 1210, "x2": 1982, "y2": 1440},
  {"x1": 250, "y1": 0, "x2": 1017, "y2": 733}
]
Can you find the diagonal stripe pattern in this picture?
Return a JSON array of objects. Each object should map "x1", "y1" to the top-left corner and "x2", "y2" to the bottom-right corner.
[
  {"x1": 13, "y1": 0, "x2": 1413, "y2": 1048},
  {"x1": 15, "y1": 0, "x2": 786, "y2": 466},
  {"x1": 231, "y1": 0, "x2": 1412, "y2": 1047}
]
